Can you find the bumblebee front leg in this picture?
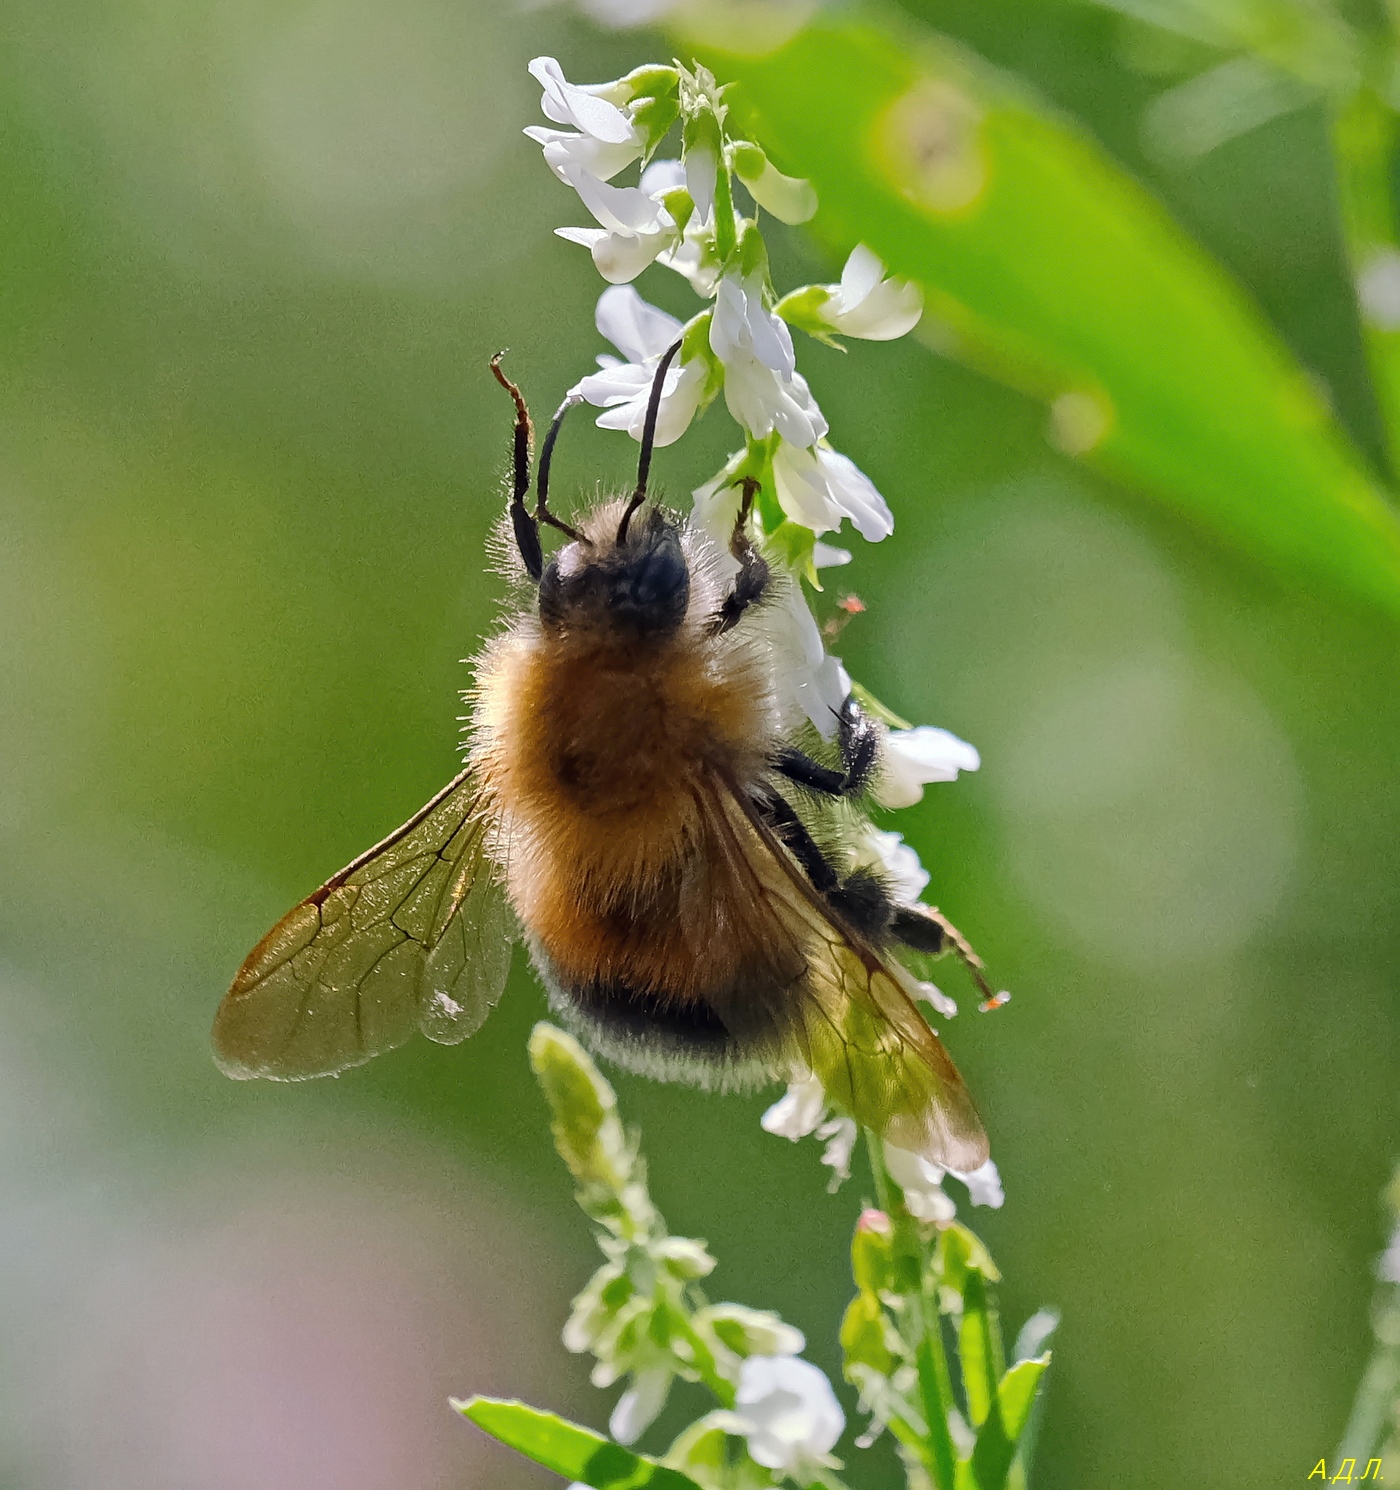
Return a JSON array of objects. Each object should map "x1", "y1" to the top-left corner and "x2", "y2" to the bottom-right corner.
[
  {"x1": 490, "y1": 352, "x2": 543, "y2": 583},
  {"x1": 773, "y1": 696, "x2": 880, "y2": 799},
  {"x1": 707, "y1": 478, "x2": 771, "y2": 635}
]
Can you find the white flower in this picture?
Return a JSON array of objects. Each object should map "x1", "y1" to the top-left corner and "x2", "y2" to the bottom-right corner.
[
  {"x1": 573, "y1": 286, "x2": 705, "y2": 446},
  {"x1": 713, "y1": 270, "x2": 794, "y2": 375},
  {"x1": 874, "y1": 726, "x2": 981, "y2": 810},
  {"x1": 771, "y1": 441, "x2": 893, "y2": 542},
  {"x1": 639, "y1": 157, "x2": 687, "y2": 195},
  {"x1": 813, "y1": 541, "x2": 852, "y2": 568},
  {"x1": 818, "y1": 1117, "x2": 859, "y2": 1188},
  {"x1": 610, "y1": 1365, "x2": 673, "y2": 1444},
  {"x1": 736, "y1": 1356, "x2": 845, "y2": 1476},
  {"x1": 557, "y1": 225, "x2": 678, "y2": 285},
  {"x1": 554, "y1": 164, "x2": 679, "y2": 285},
  {"x1": 761, "y1": 1073, "x2": 827, "y2": 1139},
  {"x1": 524, "y1": 125, "x2": 643, "y2": 184},
  {"x1": 818, "y1": 245, "x2": 923, "y2": 340},
  {"x1": 883, "y1": 1143, "x2": 956, "y2": 1223},
  {"x1": 958, "y1": 1159, "x2": 1006, "y2": 1209},
  {"x1": 767, "y1": 579, "x2": 851, "y2": 738},
  {"x1": 762, "y1": 1075, "x2": 857, "y2": 1190},
  {"x1": 563, "y1": 164, "x2": 673, "y2": 236},
  {"x1": 884, "y1": 1142, "x2": 1004, "y2": 1222},
  {"x1": 685, "y1": 141, "x2": 719, "y2": 222},
  {"x1": 711, "y1": 273, "x2": 828, "y2": 446},
  {"x1": 528, "y1": 57, "x2": 638, "y2": 143},
  {"x1": 854, "y1": 827, "x2": 929, "y2": 902}
]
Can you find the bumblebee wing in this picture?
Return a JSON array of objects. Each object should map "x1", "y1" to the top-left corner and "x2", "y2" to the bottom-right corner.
[
  {"x1": 714, "y1": 773, "x2": 989, "y2": 1173},
  {"x1": 213, "y1": 767, "x2": 514, "y2": 1081}
]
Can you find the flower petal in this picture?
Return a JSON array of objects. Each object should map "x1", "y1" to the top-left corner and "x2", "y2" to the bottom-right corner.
[
  {"x1": 526, "y1": 126, "x2": 642, "y2": 184},
  {"x1": 736, "y1": 1356, "x2": 845, "y2": 1475},
  {"x1": 883, "y1": 1142, "x2": 956, "y2": 1223},
  {"x1": 562, "y1": 163, "x2": 670, "y2": 234},
  {"x1": 528, "y1": 56, "x2": 637, "y2": 144},
  {"x1": 595, "y1": 284, "x2": 682, "y2": 364},
  {"x1": 609, "y1": 1366, "x2": 672, "y2": 1445},
  {"x1": 761, "y1": 1074, "x2": 828, "y2": 1139},
  {"x1": 874, "y1": 725, "x2": 980, "y2": 809}
]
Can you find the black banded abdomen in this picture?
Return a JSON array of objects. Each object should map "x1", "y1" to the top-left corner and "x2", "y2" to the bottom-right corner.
[{"x1": 527, "y1": 938, "x2": 805, "y2": 1093}]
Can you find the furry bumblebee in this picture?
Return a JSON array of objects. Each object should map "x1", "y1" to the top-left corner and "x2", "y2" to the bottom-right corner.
[{"x1": 213, "y1": 348, "x2": 991, "y2": 1170}]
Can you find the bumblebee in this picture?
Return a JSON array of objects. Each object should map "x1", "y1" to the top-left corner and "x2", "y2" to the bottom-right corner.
[{"x1": 213, "y1": 347, "x2": 991, "y2": 1171}]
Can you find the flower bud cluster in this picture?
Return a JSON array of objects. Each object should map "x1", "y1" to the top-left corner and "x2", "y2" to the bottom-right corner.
[{"x1": 530, "y1": 1024, "x2": 847, "y2": 1480}]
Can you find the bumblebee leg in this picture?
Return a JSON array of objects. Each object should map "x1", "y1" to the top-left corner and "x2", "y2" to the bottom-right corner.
[
  {"x1": 753, "y1": 786, "x2": 840, "y2": 894},
  {"x1": 752, "y1": 787, "x2": 897, "y2": 942},
  {"x1": 890, "y1": 905, "x2": 946, "y2": 954},
  {"x1": 893, "y1": 903, "x2": 1004, "y2": 1009},
  {"x1": 707, "y1": 478, "x2": 772, "y2": 636},
  {"x1": 773, "y1": 696, "x2": 880, "y2": 798},
  {"x1": 490, "y1": 353, "x2": 542, "y2": 583}
]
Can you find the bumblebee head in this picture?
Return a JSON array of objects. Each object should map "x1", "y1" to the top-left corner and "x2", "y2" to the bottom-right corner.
[
  {"x1": 539, "y1": 505, "x2": 690, "y2": 639},
  {"x1": 512, "y1": 341, "x2": 690, "y2": 641}
]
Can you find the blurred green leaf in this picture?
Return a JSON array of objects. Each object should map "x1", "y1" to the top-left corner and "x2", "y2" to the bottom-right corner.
[
  {"x1": 688, "y1": 12, "x2": 1400, "y2": 622},
  {"x1": 454, "y1": 1397, "x2": 707, "y2": 1490},
  {"x1": 957, "y1": 1269, "x2": 1000, "y2": 1429},
  {"x1": 964, "y1": 1356, "x2": 1052, "y2": 1490}
]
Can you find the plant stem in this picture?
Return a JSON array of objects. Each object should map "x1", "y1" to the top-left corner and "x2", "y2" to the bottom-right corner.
[
  {"x1": 1330, "y1": 85, "x2": 1400, "y2": 484},
  {"x1": 864, "y1": 1130, "x2": 959, "y2": 1490},
  {"x1": 713, "y1": 150, "x2": 738, "y2": 263},
  {"x1": 668, "y1": 1310, "x2": 737, "y2": 1408}
]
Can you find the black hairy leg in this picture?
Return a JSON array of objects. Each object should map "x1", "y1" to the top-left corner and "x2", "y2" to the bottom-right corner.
[
  {"x1": 773, "y1": 695, "x2": 880, "y2": 799},
  {"x1": 490, "y1": 353, "x2": 543, "y2": 583},
  {"x1": 751, "y1": 787, "x2": 899, "y2": 944},
  {"x1": 707, "y1": 478, "x2": 772, "y2": 636},
  {"x1": 752, "y1": 786, "x2": 1008, "y2": 1008}
]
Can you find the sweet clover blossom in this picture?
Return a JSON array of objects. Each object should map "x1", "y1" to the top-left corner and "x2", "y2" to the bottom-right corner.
[
  {"x1": 527, "y1": 51, "x2": 1003, "y2": 1203},
  {"x1": 461, "y1": 47, "x2": 1055, "y2": 1490}
]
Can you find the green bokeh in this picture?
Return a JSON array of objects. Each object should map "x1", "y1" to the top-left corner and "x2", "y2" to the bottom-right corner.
[{"x1": 0, "y1": 2, "x2": 1396, "y2": 1488}]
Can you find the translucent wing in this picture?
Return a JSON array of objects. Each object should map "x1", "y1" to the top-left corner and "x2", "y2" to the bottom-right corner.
[
  {"x1": 713, "y1": 773, "x2": 989, "y2": 1172},
  {"x1": 213, "y1": 767, "x2": 515, "y2": 1081}
]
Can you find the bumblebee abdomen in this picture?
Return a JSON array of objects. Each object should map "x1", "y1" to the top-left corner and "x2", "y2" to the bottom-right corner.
[{"x1": 529, "y1": 934, "x2": 806, "y2": 1092}]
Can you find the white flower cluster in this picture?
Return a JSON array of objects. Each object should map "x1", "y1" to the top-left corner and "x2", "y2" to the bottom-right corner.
[
  {"x1": 762, "y1": 1073, "x2": 1004, "y2": 1220},
  {"x1": 528, "y1": 56, "x2": 995, "y2": 1210}
]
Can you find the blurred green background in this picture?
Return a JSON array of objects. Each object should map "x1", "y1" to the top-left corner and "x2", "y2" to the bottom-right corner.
[{"x1": 1, "y1": 1, "x2": 1396, "y2": 1486}]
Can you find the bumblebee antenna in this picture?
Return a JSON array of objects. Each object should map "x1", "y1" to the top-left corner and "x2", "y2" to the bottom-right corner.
[
  {"x1": 490, "y1": 351, "x2": 543, "y2": 583},
  {"x1": 617, "y1": 338, "x2": 682, "y2": 545},
  {"x1": 537, "y1": 393, "x2": 590, "y2": 546}
]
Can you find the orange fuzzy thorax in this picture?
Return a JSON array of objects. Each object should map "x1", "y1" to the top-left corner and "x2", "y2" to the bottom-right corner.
[{"x1": 470, "y1": 507, "x2": 784, "y2": 1004}]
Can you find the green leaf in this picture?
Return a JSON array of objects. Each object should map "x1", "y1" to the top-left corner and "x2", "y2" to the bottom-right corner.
[
  {"x1": 967, "y1": 1357, "x2": 1051, "y2": 1490},
  {"x1": 454, "y1": 1397, "x2": 707, "y2": 1490},
  {"x1": 958, "y1": 1269, "x2": 1001, "y2": 1429},
  {"x1": 684, "y1": 12, "x2": 1400, "y2": 623}
]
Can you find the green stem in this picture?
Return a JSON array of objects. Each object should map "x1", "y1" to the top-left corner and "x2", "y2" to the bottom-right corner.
[
  {"x1": 1330, "y1": 85, "x2": 1400, "y2": 484},
  {"x1": 713, "y1": 147, "x2": 738, "y2": 263},
  {"x1": 668, "y1": 1310, "x2": 736, "y2": 1409},
  {"x1": 865, "y1": 1130, "x2": 959, "y2": 1489}
]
